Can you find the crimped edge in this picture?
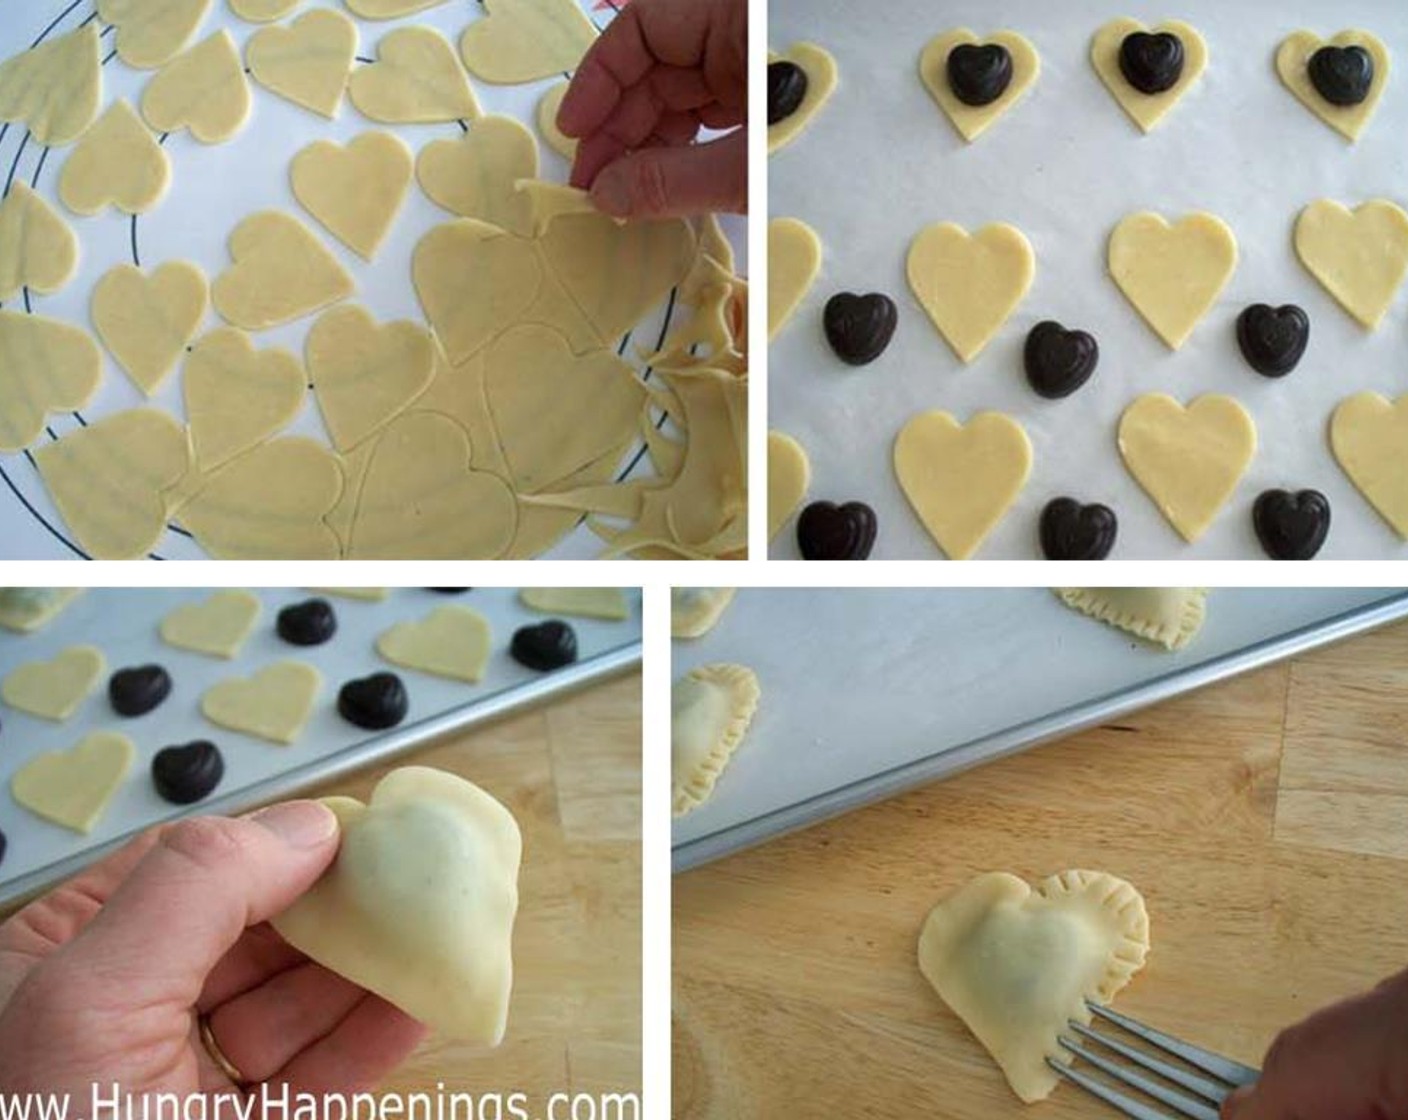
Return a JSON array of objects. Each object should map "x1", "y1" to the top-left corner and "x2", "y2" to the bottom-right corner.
[
  {"x1": 672, "y1": 662, "x2": 759, "y2": 817},
  {"x1": 1054, "y1": 588, "x2": 1207, "y2": 650}
]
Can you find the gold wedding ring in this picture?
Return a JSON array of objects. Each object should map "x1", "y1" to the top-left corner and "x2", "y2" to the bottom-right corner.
[{"x1": 198, "y1": 1013, "x2": 250, "y2": 1088}]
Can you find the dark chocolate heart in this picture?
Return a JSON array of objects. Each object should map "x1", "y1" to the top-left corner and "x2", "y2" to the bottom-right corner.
[
  {"x1": 338, "y1": 672, "x2": 409, "y2": 730},
  {"x1": 823, "y1": 293, "x2": 898, "y2": 366},
  {"x1": 108, "y1": 664, "x2": 172, "y2": 718},
  {"x1": 1120, "y1": 31, "x2": 1185, "y2": 94},
  {"x1": 277, "y1": 598, "x2": 337, "y2": 646},
  {"x1": 947, "y1": 42, "x2": 1014, "y2": 107},
  {"x1": 797, "y1": 501, "x2": 877, "y2": 560},
  {"x1": 1236, "y1": 304, "x2": 1309, "y2": 378},
  {"x1": 768, "y1": 61, "x2": 809, "y2": 125},
  {"x1": 1309, "y1": 45, "x2": 1374, "y2": 107},
  {"x1": 511, "y1": 621, "x2": 578, "y2": 671},
  {"x1": 1039, "y1": 498, "x2": 1118, "y2": 561},
  {"x1": 1024, "y1": 321, "x2": 1099, "y2": 399},
  {"x1": 152, "y1": 740, "x2": 225, "y2": 805},
  {"x1": 1254, "y1": 490, "x2": 1331, "y2": 560},
  {"x1": 427, "y1": 588, "x2": 471, "y2": 594},
  {"x1": 0, "y1": 827, "x2": 6, "y2": 866}
]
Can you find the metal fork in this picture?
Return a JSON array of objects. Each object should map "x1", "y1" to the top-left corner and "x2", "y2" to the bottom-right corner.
[{"x1": 1047, "y1": 1001, "x2": 1261, "y2": 1119}]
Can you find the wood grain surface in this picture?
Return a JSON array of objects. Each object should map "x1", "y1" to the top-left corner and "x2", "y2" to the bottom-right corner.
[{"x1": 673, "y1": 620, "x2": 1408, "y2": 1118}]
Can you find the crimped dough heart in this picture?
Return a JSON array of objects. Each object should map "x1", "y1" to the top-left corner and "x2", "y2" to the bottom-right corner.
[
  {"x1": 377, "y1": 605, "x2": 493, "y2": 682},
  {"x1": 212, "y1": 211, "x2": 354, "y2": 331},
  {"x1": 1277, "y1": 30, "x2": 1390, "y2": 142},
  {"x1": 1330, "y1": 392, "x2": 1408, "y2": 539},
  {"x1": 907, "y1": 222, "x2": 1034, "y2": 362},
  {"x1": 292, "y1": 132, "x2": 412, "y2": 261},
  {"x1": 767, "y1": 218, "x2": 821, "y2": 341},
  {"x1": 201, "y1": 661, "x2": 320, "y2": 744},
  {"x1": 0, "y1": 184, "x2": 77, "y2": 302},
  {"x1": 673, "y1": 663, "x2": 759, "y2": 816},
  {"x1": 2, "y1": 646, "x2": 105, "y2": 722},
  {"x1": 92, "y1": 262, "x2": 208, "y2": 395},
  {"x1": 1091, "y1": 18, "x2": 1207, "y2": 133},
  {"x1": 247, "y1": 8, "x2": 357, "y2": 119},
  {"x1": 0, "y1": 311, "x2": 100, "y2": 452},
  {"x1": 0, "y1": 25, "x2": 101, "y2": 146},
  {"x1": 141, "y1": 31, "x2": 251, "y2": 143},
  {"x1": 11, "y1": 731, "x2": 134, "y2": 833},
  {"x1": 1294, "y1": 199, "x2": 1408, "y2": 330},
  {"x1": 349, "y1": 27, "x2": 479, "y2": 124},
  {"x1": 1109, "y1": 211, "x2": 1237, "y2": 349},
  {"x1": 767, "y1": 430, "x2": 810, "y2": 541},
  {"x1": 160, "y1": 590, "x2": 261, "y2": 658},
  {"x1": 58, "y1": 99, "x2": 169, "y2": 216},
  {"x1": 416, "y1": 115, "x2": 539, "y2": 237},
  {"x1": 459, "y1": 0, "x2": 595, "y2": 85},
  {"x1": 768, "y1": 43, "x2": 837, "y2": 154},
  {"x1": 919, "y1": 29, "x2": 1040, "y2": 142},
  {"x1": 1054, "y1": 588, "x2": 1207, "y2": 651},
  {"x1": 183, "y1": 328, "x2": 305, "y2": 470}
]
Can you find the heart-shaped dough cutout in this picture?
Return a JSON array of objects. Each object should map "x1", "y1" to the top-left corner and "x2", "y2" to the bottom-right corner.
[
  {"x1": 768, "y1": 43, "x2": 837, "y2": 154},
  {"x1": 673, "y1": 663, "x2": 759, "y2": 816},
  {"x1": 35, "y1": 409, "x2": 189, "y2": 559},
  {"x1": 0, "y1": 183, "x2": 78, "y2": 302},
  {"x1": 271, "y1": 766, "x2": 521, "y2": 1043},
  {"x1": 247, "y1": 9, "x2": 357, "y2": 119},
  {"x1": 59, "y1": 99, "x2": 169, "y2": 216},
  {"x1": 349, "y1": 0, "x2": 453, "y2": 16},
  {"x1": 160, "y1": 589, "x2": 261, "y2": 658},
  {"x1": 520, "y1": 587, "x2": 628, "y2": 620},
  {"x1": 767, "y1": 217, "x2": 821, "y2": 341},
  {"x1": 416, "y1": 115, "x2": 539, "y2": 238},
  {"x1": 1091, "y1": 18, "x2": 1208, "y2": 133},
  {"x1": 2, "y1": 646, "x2": 105, "y2": 721},
  {"x1": 767, "y1": 430, "x2": 810, "y2": 541},
  {"x1": 349, "y1": 27, "x2": 479, "y2": 124},
  {"x1": 230, "y1": 0, "x2": 300, "y2": 21},
  {"x1": 1054, "y1": 588, "x2": 1207, "y2": 651},
  {"x1": 0, "y1": 589, "x2": 84, "y2": 634},
  {"x1": 1277, "y1": 31, "x2": 1389, "y2": 142},
  {"x1": 536, "y1": 82, "x2": 575, "y2": 160},
  {"x1": 1330, "y1": 392, "x2": 1408, "y2": 539},
  {"x1": 292, "y1": 132, "x2": 412, "y2": 261},
  {"x1": 183, "y1": 327, "x2": 305, "y2": 470},
  {"x1": 377, "y1": 605, "x2": 493, "y2": 682},
  {"x1": 0, "y1": 24, "x2": 101, "y2": 146},
  {"x1": 98, "y1": 0, "x2": 209, "y2": 70},
  {"x1": 212, "y1": 210, "x2": 355, "y2": 331},
  {"x1": 1119, "y1": 393, "x2": 1256, "y2": 542},
  {"x1": 894, "y1": 410, "x2": 1032, "y2": 560},
  {"x1": 11, "y1": 731, "x2": 134, "y2": 834},
  {"x1": 671, "y1": 589, "x2": 737, "y2": 640},
  {"x1": 920, "y1": 29, "x2": 1040, "y2": 142},
  {"x1": 141, "y1": 31, "x2": 252, "y2": 143},
  {"x1": 92, "y1": 261, "x2": 208, "y2": 396},
  {"x1": 1295, "y1": 199, "x2": 1408, "y2": 330},
  {"x1": 201, "y1": 661, "x2": 321, "y2": 744},
  {"x1": 907, "y1": 223, "x2": 1034, "y2": 363},
  {"x1": 0, "y1": 311, "x2": 99, "y2": 453},
  {"x1": 919, "y1": 870, "x2": 1150, "y2": 1103},
  {"x1": 459, "y1": 0, "x2": 596, "y2": 85},
  {"x1": 1109, "y1": 211, "x2": 1237, "y2": 349}
]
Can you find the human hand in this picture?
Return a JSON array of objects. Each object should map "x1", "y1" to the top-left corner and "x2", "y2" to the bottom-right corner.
[
  {"x1": 1221, "y1": 966, "x2": 1408, "y2": 1119},
  {"x1": 0, "y1": 804, "x2": 425, "y2": 1107},
  {"x1": 557, "y1": 0, "x2": 747, "y2": 219}
]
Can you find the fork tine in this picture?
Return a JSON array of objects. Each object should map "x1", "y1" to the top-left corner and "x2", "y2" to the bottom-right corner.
[
  {"x1": 1057, "y1": 1038, "x2": 1221, "y2": 1120},
  {"x1": 1048, "y1": 1058, "x2": 1181, "y2": 1120},
  {"x1": 1087, "y1": 1002, "x2": 1261, "y2": 1088},
  {"x1": 1068, "y1": 1021, "x2": 1231, "y2": 1104}
]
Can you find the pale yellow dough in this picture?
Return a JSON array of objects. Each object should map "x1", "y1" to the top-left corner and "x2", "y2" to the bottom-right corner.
[
  {"x1": 0, "y1": 25, "x2": 102, "y2": 147},
  {"x1": 92, "y1": 262, "x2": 208, "y2": 396},
  {"x1": 1054, "y1": 588, "x2": 1207, "y2": 651},
  {"x1": 919, "y1": 29, "x2": 1040, "y2": 142},
  {"x1": 271, "y1": 766, "x2": 521, "y2": 1044},
  {"x1": 230, "y1": 0, "x2": 301, "y2": 22},
  {"x1": 671, "y1": 589, "x2": 735, "y2": 639},
  {"x1": 1277, "y1": 30, "x2": 1390, "y2": 142},
  {"x1": 58, "y1": 100, "x2": 169, "y2": 217},
  {"x1": 918, "y1": 870, "x2": 1150, "y2": 1103},
  {"x1": 767, "y1": 218, "x2": 821, "y2": 342},
  {"x1": 673, "y1": 663, "x2": 758, "y2": 817},
  {"x1": 0, "y1": 589, "x2": 83, "y2": 633},
  {"x1": 519, "y1": 588, "x2": 628, "y2": 621},
  {"x1": 349, "y1": 27, "x2": 480, "y2": 124},
  {"x1": 907, "y1": 222, "x2": 1033, "y2": 363},
  {"x1": 894, "y1": 411, "x2": 1032, "y2": 560},
  {"x1": 212, "y1": 210, "x2": 355, "y2": 331},
  {"x1": 459, "y1": 0, "x2": 596, "y2": 85},
  {"x1": 310, "y1": 588, "x2": 387, "y2": 601},
  {"x1": 1330, "y1": 392, "x2": 1408, "y2": 539},
  {"x1": 1294, "y1": 199, "x2": 1408, "y2": 330},
  {"x1": 202, "y1": 661, "x2": 321, "y2": 744},
  {"x1": 1109, "y1": 212, "x2": 1237, "y2": 350},
  {"x1": 99, "y1": 0, "x2": 210, "y2": 70},
  {"x1": 160, "y1": 589, "x2": 261, "y2": 658},
  {"x1": 2, "y1": 645, "x2": 104, "y2": 721},
  {"x1": 767, "y1": 430, "x2": 809, "y2": 542},
  {"x1": 12, "y1": 731, "x2": 134, "y2": 834},
  {"x1": 768, "y1": 44, "x2": 836, "y2": 154},
  {"x1": 141, "y1": 31, "x2": 252, "y2": 144},
  {"x1": 0, "y1": 184, "x2": 77, "y2": 302},
  {"x1": 0, "y1": 311, "x2": 100, "y2": 452},
  {"x1": 348, "y1": 0, "x2": 452, "y2": 16},
  {"x1": 247, "y1": 8, "x2": 356, "y2": 119},
  {"x1": 291, "y1": 132, "x2": 412, "y2": 262},
  {"x1": 536, "y1": 82, "x2": 576, "y2": 160},
  {"x1": 416, "y1": 115, "x2": 539, "y2": 238},
  {"x1": 377, "y1": 606, "x2": 494, "y2": 683},
  {"x1": 1091, "y1": 18, "x2": 1208, "y2": 133},
  {"x1": 183, "y1": 328, "x2": 305, "y2": 470},
  {"x1": 1119, "y1": 394, "x2": 1256, "y2": 543}
]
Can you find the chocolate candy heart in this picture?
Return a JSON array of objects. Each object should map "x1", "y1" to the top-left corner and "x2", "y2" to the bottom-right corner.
[
  {"x1": 1309, "y1": 45, "x2": 1373, "y2": 107},
  {"x1": 0, "y1": 827, "x2": 6, "y2": 865},
  {"x1": 338, "y1": 671, "x2": 409, "y2": 730},
  {"x1": 511, "y1": 621, "x2": 578, "y2": 671},
  {"x1": 947, "y1": 43, "x2": 1014, "y2": 107},
  {"x1": 1254, "y1": 489, "x2": 1331, "y2": 560},
  {"x1": 1236, "y1": 304, "x2": 1309, "y2": 378},
  {"x1": 1120, "y1": 32, "x2": 1184, "y2": 94},
  {"x1": 108, "y1": 664, "x2": 172, "y2": 717},
  {"x1": 428, "y1": 588, "x2": 471, "y2": 594},
  {"x1": 1024, "y1": 321, "x2": 1099, "y2": 399},
  {"x1": 768, "y1": 61, "x2": 808, "y2": 125},
  {"x1": 1039, "y1": 498, "x2": 1118, "y2": 560},
  {"x1": 797, "y1": 500, "x2": 877, "y2": 560},
  {"x1": 823, "y1": 293, "x2": 898, "y2": 366},
  {"x1": 152, "y1": 740, "x2": 225, "y2": 805},
  {"x1": 277, "y1": 598, "x2": 338, "y2": 646}
]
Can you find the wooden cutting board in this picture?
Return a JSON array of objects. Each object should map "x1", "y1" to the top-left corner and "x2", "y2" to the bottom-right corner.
[{"x1": 674, "y1": 621, "x2": 1408, "y2": 1118}]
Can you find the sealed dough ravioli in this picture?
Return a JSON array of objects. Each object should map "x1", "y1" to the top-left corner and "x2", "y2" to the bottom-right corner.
[
  {"x1": 1054, "y1": 588, "x2": 1207, "y2": 650},
  {"x1": 671, "y1": 589, "x2": 736, "y2": 639},
  {"x1": 673, "y1": 663, "x2": 758, "y2": 816}
]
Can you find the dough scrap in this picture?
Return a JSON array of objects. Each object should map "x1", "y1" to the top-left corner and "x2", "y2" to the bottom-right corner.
[
  {"x1": 918, "y1": 870, "x2": 1150, "y2": 1103},
  {"x1": 671, "y1": 588, "x2": 735, "y2": 639},
  {"x1": 0, "y1": 24, "x2": 102, "y2": 147},
  {"x1": 230, "y1": 0, "x2": 301, "y2": 22},
  {"x1": 349, "y1": 27, "x2": 480, "y2": 124},
  {"x1": 673, "y1": 663, "x2": 758, "y2": 816},
  {"x1": 2, "y1": 645, "x2": 104, "y2": 721},
  {"x1": 459, "y1": 0, "x2": 596, "y2": 85},
  {"x1": 58, "y1": 100, "x2": 169, "y2": 217},
  {"x1": 1091, "y1": 18, "x2": 1208, "y2": 133},
  {"x1": 141, "y1": 30, "x2": 252, "y2": 144},
  {"x1": 0, "y1": 589, "x2": 83, "y2": 633},
  {"x1": 11, "y1": 731, "x2": 134, "y2": 833},
  {"x1": 0, "y1": 311, "x2": 102, "y2": 452},
  {"x1": 1119, "y1": 394, "x2": 1256, "y2": 543},
  {"x1": 767, "y1": 218, "x2": 820, "y2": 341},
  {"x1": 1330, "y1": 392, "x2": 1408, "y2": 539},
  {"x1": 247, "y1": 8, "x2": 357, "y2": 118},
  {"x1": 514, "y1": 179, "x2": 621, "y2": 236},
  {"x1": 160, "y1": 589, "x2": 261, "y2": 658},
  {"x1": 416, "y1": 115, "x2": 539, "y2": 238},
  {"x1": 201, "y1": 661, "x2": 321, "y2": 744},
  {"x1": 1294, "y1": 199, "x2": 1408, "y2": 330},
  {"x1": 183, "y1": 327, "x2": 305, "y2": 470},
  {"x1": 519, "y1": 588, "x2": 628, "y2": 621},
  {"x1": 907, "y1": 222, "x2": 1034, "y2": 363},
  {"x1": 98, "y1": 0, "x2": 210, "y2": 70},
  {"x1": 894, "y1": 411, "x2": 1032, "y2": 560},
  {"x1": 1109, "y1": 212, "x2": 1237, "y2": 350},
  {"x1": 768, "y1": 43, "x2": 836, "y2": 154},
  {"x1": 291, "y1": 132, "x2": 412, "y2": 262},
  {"x1": 0, "y1": 184, "x2": 78, "y2": 302},
  {"x1": 92, "y1": 261, "x2": 208, "y2": 396},
  {"x1": 270, "y1": 766, "x2": 521, "y2": 1044},
  {"x1": 536, "y1": 81, "x2": 575, "y2": 159},
  {"x1": 377, "y1": 605, "x2": 493, "y2": 682},
  {"x1": 919, "y1": 29, "x2": 1040, "y2": 143},
  {"x1": 1276, "y1": 30, "x2": 1390, "y2": 142},
  {"x1": 35, "y1": 409, "x2": 190, "y2": 559},
  {"x1": 1054, "y1": 588, "x2": 1207, "y2": 650},
  {"x1": 212, "y1": 210, "x2": 355, "y2": 331},
  {"x1": 767, "y1": 430, "x2": 809, "y2": 542}
]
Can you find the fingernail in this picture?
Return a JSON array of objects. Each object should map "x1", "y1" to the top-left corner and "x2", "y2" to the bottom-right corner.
[
  {"x1": 592, "y1": 171, "x2": 631, "y2": 218},
  {"x1": 247, "y1": 801, "x2": 338, "y2": 848}
]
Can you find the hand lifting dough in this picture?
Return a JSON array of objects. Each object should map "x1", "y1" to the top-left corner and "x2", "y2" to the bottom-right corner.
[
  {"x1": 416, "y1": 115, "x2": 539, "y2": 238},
  {"x1": 1054, "y1": 588, "x2": 1206, "y2": 650},
  {"x1": 0, "y1": 589, "x2": 83, "y2": 633},
  {"x1": 0, "y1": 184, "x2": 77, "y2": 302},
  {"x1": 201, "y1": 661, "x2": 321, "y2": 744},
  {"x1": 918, "y1": 870, "x2": 1150, "y2": 1103},
  {"x1": 0, "y1": 24, "x2": 101, "y2": 147},
  {"x1": 536, "y1": 82, "x2": 575, "y2": 159},
  {"x1": 183, "y1": 328, "x2": 305, "y2": 470},
  {"x1": 0, "y1": 311, "x2": 100, "y2": 453},
  {"x1": 92, "y1": 262, "x2": 208, "y2": 396},
  {"x1": 767, "y1": 430, "x2": 810, "y2": 542},
  {"x1": 1294, "y1": 200, "x2": 1408, "y2": 330},
  {"x1": 919, "y1": 29, "x2": 1040, "y2": 142},
  {"x1": 212, "y1": 211, "x2": 355, "y2": 331},
  {"x1": 141, "y1": 31, "x2": 252, "y2": 144},
  {"x1": 1330, "y1": 392, "x2": 1408, "y2": 539},
  {"x1": 459, "y1": 0, "x2": 596, "y2": 85},
  {"x1": 291, "y1": 132, "x2": 412, "y2": 262},
  {"x1": 671, "y1": 589, "x2": 735, "y2": 639},
  {"x1": 377, "y1": 606, "x2": 493, "y2": 683},
  {"x1": 768, "y1": 44, "x2": 837, "y2": 154},
  {"x1": 1108, "y1": 212, "x2": 1237, "y2": 350},
  {"x1": 230, "y1": 0, "x2": 301, "y2": 21},
  {"x1": 519, "y1": 588, "x2": 628, "y2": 621},
  {"x1": 270, "y1": 766, "x2": 521, "y2": 1044},
  {"x1": 1276, "y1": 31, "x2": 1390, "y2": 142},
  {"x1": 98, "y1": 0, "x2": 210, "y2": 70},
  {"x1": 160, "y1": 589, "x2": 261, "y2": 658},
  {"x1": 1091, "y1": 18, "x2": 1207, "y2": 133},
  {"x1": 247, "y1": 9, "x2": 357, "y2": 119},
  {"x1": 349, "y1": 27, "x2": 480, "y2": 124},
  {"x1": 767, "y1": 218, "x2": 821, "y2": 341},
  {"x1": 11, "y1": 731, "x2": 134, "y2": 834},
  {"x1": 907, "y1": 222, "x2": 1034, "y2": 362},
  {"x1": 673, "y1": 663, "x2": 758, "y2": 817},
  {"x1": 2, "y1": 645, "x2": 104, "y2": 721}
]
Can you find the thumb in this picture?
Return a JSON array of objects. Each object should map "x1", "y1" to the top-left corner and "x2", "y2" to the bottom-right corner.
[{"x1": 590, "y1": 129, "x2": 747, "y2": 220}]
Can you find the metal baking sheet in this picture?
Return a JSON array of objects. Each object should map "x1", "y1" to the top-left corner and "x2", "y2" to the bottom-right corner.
[
  {"x1": 672, "y1": 588, "x2": 1408, "y2": 872},
  {"x1": 0, "y1": 587, "x2": 641, "y2": 906}
]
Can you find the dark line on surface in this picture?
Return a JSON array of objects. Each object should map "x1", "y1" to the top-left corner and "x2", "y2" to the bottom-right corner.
[
  {"x1": 33, "y1": 0, "x2": 86, "y2": 46},
  {"x1": 5, "y1": 132, "x2": 30, "y2": 196},
  {"x1": 611, "y1": 285, "x2": 678, "y2": 484},
  {"x1": 3, "y1": 455, "x2": 89, "y2": 558},
  {"x1": 101, "y1": 47, "x2": 117, "y2": 65}
]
